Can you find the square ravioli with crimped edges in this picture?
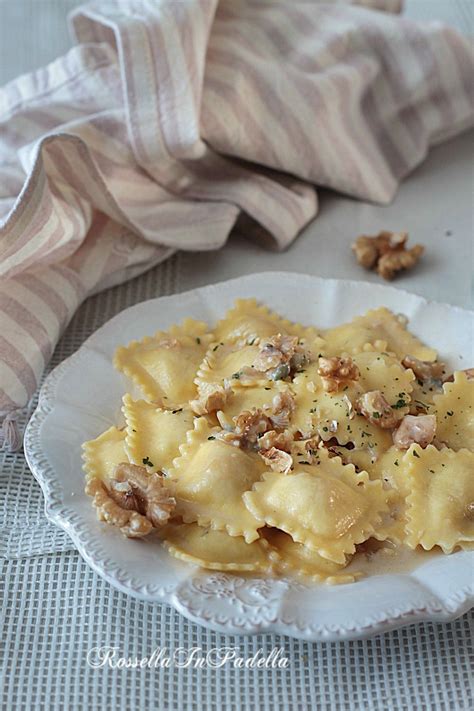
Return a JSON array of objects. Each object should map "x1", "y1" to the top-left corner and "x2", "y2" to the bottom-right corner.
[{"x1": 82, "y1": 298, "x2": 474, "y2": 583}]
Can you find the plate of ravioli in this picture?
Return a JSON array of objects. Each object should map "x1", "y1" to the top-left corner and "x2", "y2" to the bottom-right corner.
[{"x1": 24, "y1": 272, "x2": 474, "y2": 640}]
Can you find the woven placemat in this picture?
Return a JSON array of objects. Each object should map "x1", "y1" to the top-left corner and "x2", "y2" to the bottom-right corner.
[{"x1": 1, "y1": 551, "x2": 472, "y2": 711}]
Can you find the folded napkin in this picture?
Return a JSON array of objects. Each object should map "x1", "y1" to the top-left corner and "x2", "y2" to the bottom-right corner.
[{"x1": 0, "y1": 0, "x2": 472, "y2": 449}]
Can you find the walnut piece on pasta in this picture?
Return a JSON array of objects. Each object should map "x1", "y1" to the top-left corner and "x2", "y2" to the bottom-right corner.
[
  {"x1": 267, "y1": 390, "x2": 296, "y2": 429},
  {"x1": 252, "y1": 333, "x2": 311, "y2": 381},
  {"x1": 355, "y1": 390, "x2": 403, "y2": 429},
  {"x1": 443, "y1": 367, "x2": 474, "y2": 382},
  {"x1": 401, "y1": 355, "x2": 446, "y2": 384},
  {"x1": 259, "y1": 446, "x2": 293, "y2": 474},
  {"x1": 86, "y1": 464, "x2": 176, "y2": 538},
  {"x1": 190, "y1": 384, "x2": 231, "y2": 415},
  {"x1": 317, "y1": 355, "x2": 360, "y2": 392},
  {"x1": 392, "y1": 414, "x2": 437, "y2": 450}
]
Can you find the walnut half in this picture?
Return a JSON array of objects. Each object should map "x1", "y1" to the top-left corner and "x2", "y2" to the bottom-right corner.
[
  {"x1": 352, "y1": 230, "x2": 424, "y2": 281},
  {"x1": 402, "y1": 355, "x2": 446, "y2": 383},
  {"x1": 356, "y1": 390, "x2": 403, "y2": 429},
  {"x1": 318, "y1": 356, "x2": 359, "y2": 392},
  {"x1": 86, "y1": 463, "x2": 176, "y2": 538},
  {"x1": 259, "y1": 447, "x2": 293, "y2": 474},
  {"x1": 392, "y1": 414, "x2": 436, "y2": 450},
  {"x1": 190, "y1": 385, "x2": 231, "y2": 415},
  {"x1": 252, "y1": 334, "x2": 310, "y2": 380}
]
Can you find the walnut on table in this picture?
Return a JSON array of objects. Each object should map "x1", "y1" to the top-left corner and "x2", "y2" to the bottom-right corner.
[
  {"x1": 85, "y1": 463, "x2": 176, "y2": 538},
  {"x1": 352, "y1": 230, "x2": 424, "y2": 280}
]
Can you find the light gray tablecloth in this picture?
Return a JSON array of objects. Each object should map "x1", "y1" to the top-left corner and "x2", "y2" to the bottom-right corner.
[{"x1": 1, "y1": 2, "x2": 473, "y2": 709}]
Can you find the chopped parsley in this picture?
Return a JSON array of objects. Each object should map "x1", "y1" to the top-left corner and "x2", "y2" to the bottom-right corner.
[
  {"x1": 394, "y1": 460, "x2": 399, "y2": 466},
  {"x1": 392, "y1": 399, "x2": 407, "y2": 409},
  {"x1": 142, "y1": 456, "x2": 154, "y2": 467},
  {"x1": 207, "y1": 436, "x2": 216, "y2": 440},
  {"x1": 413, "y1": 450, "x2": 420, "y2": 458},
  {"x1": 446, "y1": 410, "x2": 454, "y2": 417},
  {"x1": 232, "y1": 372, "x2": 241, "y2": 379},
  {"x1": 196, "y1": 337, "x2": 201, "y2": 344},
  {"x1": 212, "y1": 344, "x2": 219, "y2": 352},
  {"x1": 172, "y1": 408, "x2": 183, "y2": 414}
]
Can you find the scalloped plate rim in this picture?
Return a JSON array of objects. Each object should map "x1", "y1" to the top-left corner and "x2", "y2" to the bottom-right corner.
[{"x1": 24, "y1": 272, "x2": 474, "y2": 641}]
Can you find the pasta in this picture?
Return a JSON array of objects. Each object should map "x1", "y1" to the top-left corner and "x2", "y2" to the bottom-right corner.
[
  {"x1": 160, "y1": 521, "x2": 273, "y2": 572},
  {"x1": 83, "y1": 299, "x2": 473, "y2": 584}
]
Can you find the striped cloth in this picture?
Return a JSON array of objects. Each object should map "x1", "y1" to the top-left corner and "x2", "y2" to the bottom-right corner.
[{"x1": 0, "y1": 0, "x2": 472, "y2": 450}]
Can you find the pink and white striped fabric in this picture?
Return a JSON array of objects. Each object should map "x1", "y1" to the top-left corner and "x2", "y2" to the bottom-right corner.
[{"x1": 0, "y1": 0, "x2": 473, "y2": 449}]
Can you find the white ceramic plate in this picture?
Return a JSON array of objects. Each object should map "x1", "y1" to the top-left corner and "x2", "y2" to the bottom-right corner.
[{"x1": 24, "y1": 272, "x2": 473, "y2": 641}]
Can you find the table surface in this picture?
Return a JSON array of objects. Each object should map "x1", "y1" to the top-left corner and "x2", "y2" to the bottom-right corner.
[{"x1": 0, "y1": 2, "x2": 473, "y2": 710}]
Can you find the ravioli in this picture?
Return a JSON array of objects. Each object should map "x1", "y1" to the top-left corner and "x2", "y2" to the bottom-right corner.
[
  {"x1": 213, "y1": 298, "x2": 319, "y2": 343},
  {"x1": 82, "y1": 426, "x2": 127, "y2": 484},
  {"x1": 217, "y1": 382, "x2": 292, "y2": 423},
  {"x1": 432, "y1": 372, "x2": 474, "y2": 451},
  {"x1": 169, "y1": 417, "x2": 267, "y2": 542},
  {"x1": 84, "y1": 298, "x2": 473, "y2": 585},
  {"x1": 195, "y1": 341, "x2": 264, "y2": 395},
  {"x1": 405, "y1": 445, "x2": 474, "y2": 552},
  {"x1": 122, "y1": 394, "x2": 195, "y2": 473},
  {"x1": 161, "y1": 521, "x2": 272, "y2": 572},
  {"x1": 368, "y1": 447, "x2": 413, "y2": 543},
  {"x1": 324, "y1": 308, "x2": 436, "y2": 361},
  {"x1": 291, "y1": 354, "x2": 404, "y2": 451},
  {"x1": 114, "y1": 319, "x2": 213, "y2": 407},
  {"x1": 263, "y1": 529, "x2": 357, "y2": 583},
  {"x1": 244, "y1": 449, "x2": 389, "y2": 563}
]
